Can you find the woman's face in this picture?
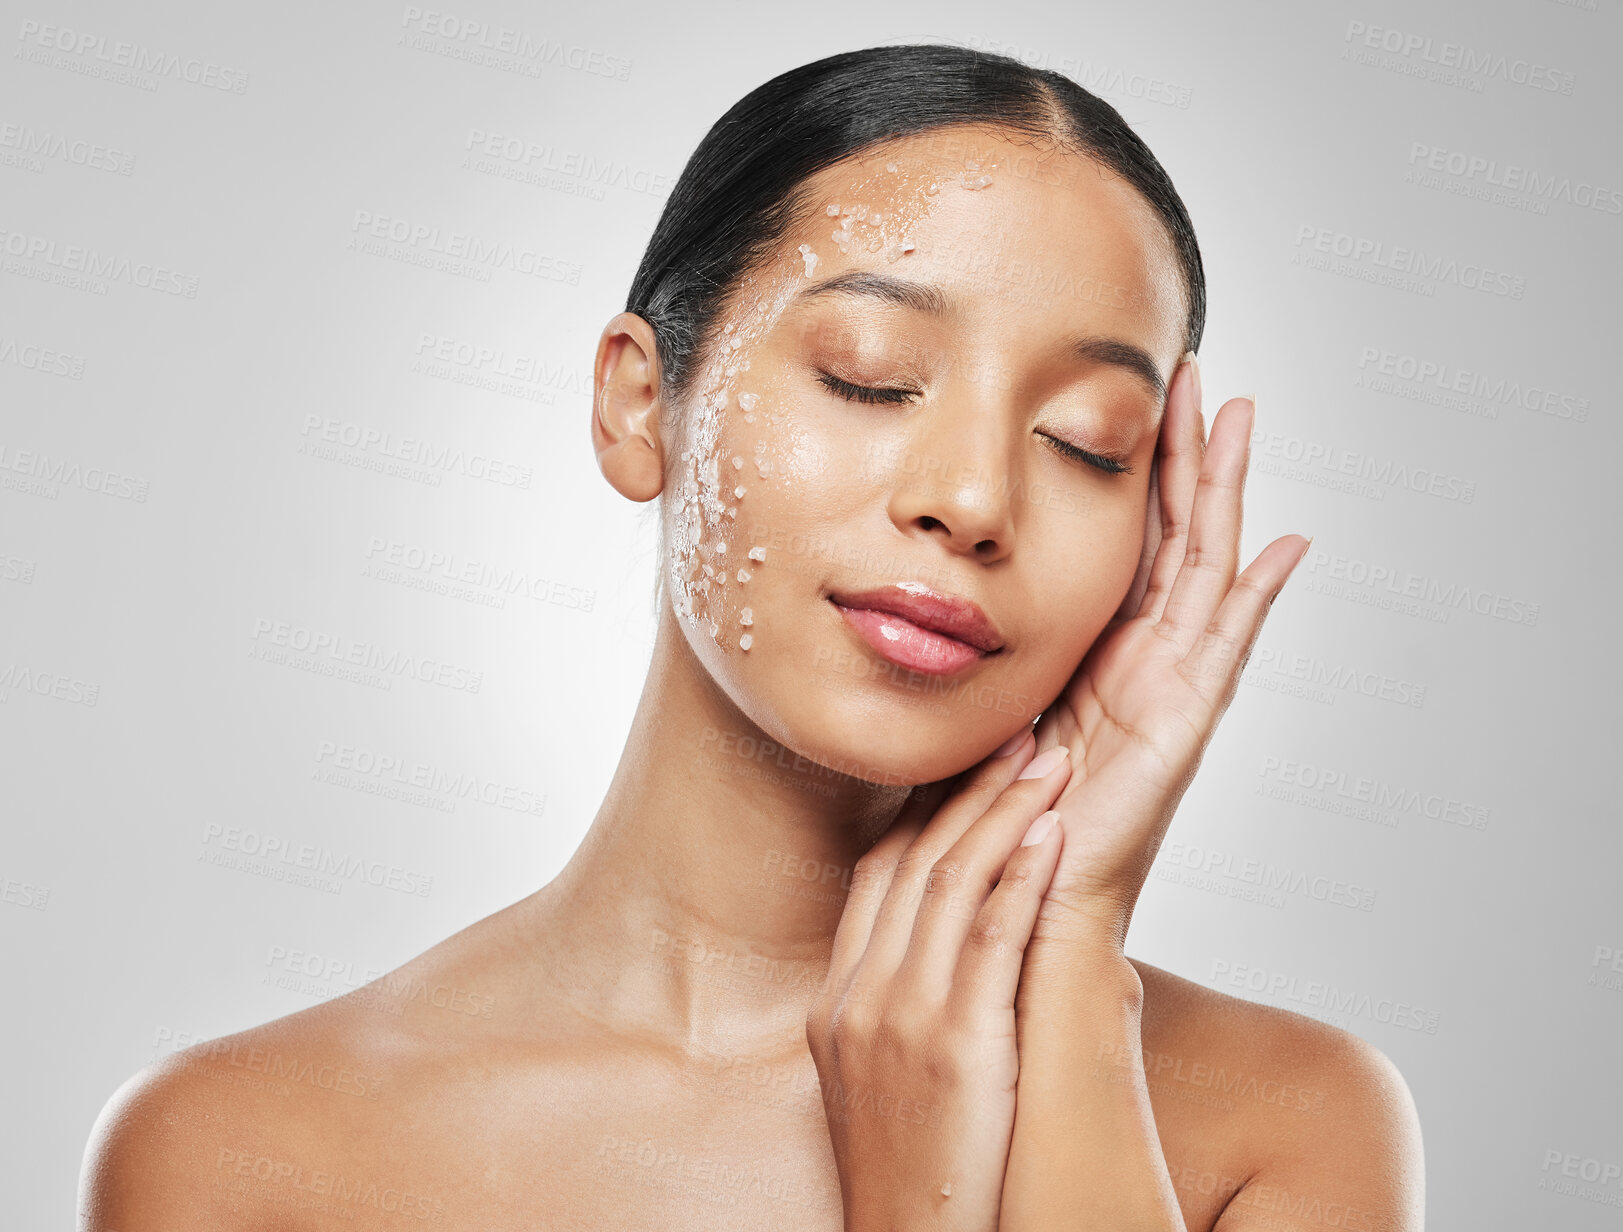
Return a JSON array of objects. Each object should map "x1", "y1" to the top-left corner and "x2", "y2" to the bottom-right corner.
[{"x1": 651, "y1": 124, "x2": 1188, "y2": 785}]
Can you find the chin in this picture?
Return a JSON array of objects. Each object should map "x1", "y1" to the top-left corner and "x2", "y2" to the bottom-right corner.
[{"x1": 752, "y1": 673, "x2": 1032, "y2": 789}]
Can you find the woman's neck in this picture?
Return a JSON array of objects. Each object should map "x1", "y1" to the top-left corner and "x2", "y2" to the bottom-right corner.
[{"x1": 535, "y1": 606, "x2": 913, "y2": 1060}]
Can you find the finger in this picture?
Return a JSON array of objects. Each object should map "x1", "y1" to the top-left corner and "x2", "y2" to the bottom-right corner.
[
  {"x1": 1138, "y1": 356, "x2": 1206, "y2": 624},
  {"x1": 856, "y1": 733, "x2": 1058, "y2": 993},
  {"x1": 945, "y1": 809, "x2": 1064, "y2": 1025},
  {"x1": 853, "y1": 736, "x2": 1045, "y2": 988},
  {"x1": 1111, "y1": 415, "x2": 1164, "y2": 624},
  {"x1": 1157, "y1": 395, "x2": 1255, "y2": 655},
  {"x1": 885, "y1": 746, "x2": 1074, "y2": 1002},
  {"x1": 1180, "y1": 533, "x2": 1313, "y2": 706},
  {"x1": 823, "y1": 778, "x2": 949, "y2": 994},
  {"x1": 824, "y1": 737, "x2": 1031, "y2": 997}
]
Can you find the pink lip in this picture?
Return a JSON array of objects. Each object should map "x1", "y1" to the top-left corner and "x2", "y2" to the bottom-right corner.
[{"x1": 827, "y1": 583, "x2": 1005, "y2": 677}]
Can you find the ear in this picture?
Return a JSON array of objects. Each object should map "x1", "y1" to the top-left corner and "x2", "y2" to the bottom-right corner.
[{"x1": 591, "y1": 312, "x2": 666, "y2": 503}]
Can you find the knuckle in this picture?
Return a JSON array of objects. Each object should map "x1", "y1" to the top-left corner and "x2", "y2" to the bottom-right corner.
[
  {"x1": 967, "y1": 912, "x2": 1009, "y2": 952},
  {"x1": 849, "y1": 852, "x2": 890, "y2": 885},
  {"x1": 917, "y1": 1033, "x2": 968, "y2": 1086},
  {"x1": 870, "y1": 1003, "x2": 926, "y2": 1057},
  {"x1": 894, "y1": 848, "x2": 938, "y2": 881},
  {"x1": 998, "y1": 855, "x2": 1037, "y2": 893},
  {"x1": 828, "y1": 994, "x2": 872, "y2": 1046},
  {"x1": 926, "y1": 856, "x2": 968, "y2": 895}
]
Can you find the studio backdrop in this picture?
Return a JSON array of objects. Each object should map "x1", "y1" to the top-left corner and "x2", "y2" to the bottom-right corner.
[{"x1": 1, "y1": 0, "x2": 1617, "y2": 1226}]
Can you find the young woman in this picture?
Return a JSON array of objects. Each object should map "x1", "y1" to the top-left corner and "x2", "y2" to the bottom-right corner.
[{"x1": 81, "y1": 44, "x2": 1424, "y2": 1231}]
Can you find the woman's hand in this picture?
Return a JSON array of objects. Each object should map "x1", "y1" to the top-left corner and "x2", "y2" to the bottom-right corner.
[
  {"x1": 806, "y1": 732, "x2": 1074, "y2": 1232},
  {"x1": 1026, "y1": 357, "x2": 1312, "y2": 959}
]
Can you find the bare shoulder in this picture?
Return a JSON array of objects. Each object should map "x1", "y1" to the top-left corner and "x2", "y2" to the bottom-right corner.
[
  {"x1": 1131, "y1": 958, "x2": 1425, "y2": 1231},
  {"x1": 79, "y1": 904, "x2": 532, "y2": 1231}
]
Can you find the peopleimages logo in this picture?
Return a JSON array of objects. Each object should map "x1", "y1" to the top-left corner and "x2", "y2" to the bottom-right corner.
[
  {"x1": 13, "y1": 19, "x2": 251, "y2": 93},
  {"x1": 1355, "y1": 346, "x2": 1589, "y2": 422},
  {"x1": 1210, "y1": 960, "x2": 1441, "y2": 1034},
  {"x1": 398, "y1": 6, "x2": 633, "y2": 81},
  {"x1": 0, "y1": 123, "x2": 136, "y2": 175},
  {"x1": 350, "y1": 209, "x2": 582, "y2": 284},
  {"x1": 249, "y1": 618, "x2": 484, "y2": 693},
  {"x1": 1158, "y1": 842, "x2": 1379, "y2": 911},
  {"x1": 314, "y1": 741, "x2": 547, "y2": 818},
  {"x1": 1343, "y1": 21, "x2": 1576, "y2": 94},
  {"x1": 299, "y1": 416, "x2": 533, "y2": 489},
  {"x1": 0, "y1": 225, "x2": 200, "y2": 297},
  {"x1": 1407, "y1": 143, "x2": 1622, "y2": 215},
  {"x1": 1293, "y1": 224, "x2": 1525, "y2": 298}
]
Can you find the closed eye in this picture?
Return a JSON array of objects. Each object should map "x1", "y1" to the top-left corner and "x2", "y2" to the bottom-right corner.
[
  {"x1": 1038, "y1": 433, "x2": 1133, "y2": 474},
  {"x1": 816, "y1": 372, "x2": 918, "y2": 405},
  {"x1": 818, "y1": 371, "x2": 1131, "y2": 474}
]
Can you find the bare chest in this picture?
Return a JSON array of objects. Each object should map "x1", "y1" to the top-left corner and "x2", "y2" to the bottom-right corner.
[{"x1": 263, "y1": 1053, "x2": 846, "y2": 1232}]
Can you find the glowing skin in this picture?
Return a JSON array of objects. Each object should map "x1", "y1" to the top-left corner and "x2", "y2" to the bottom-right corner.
[
  {"x1": 83, "y1": 122, "x2": 1416, "y2": 1232},
  {"x1": 646, "y1": 125, "x2": 1186, "y2": 786}
]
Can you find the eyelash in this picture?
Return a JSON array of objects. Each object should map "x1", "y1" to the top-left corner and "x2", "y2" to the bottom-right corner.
[{"x1": 815, "y1": 371, "x2": 1132, "y2": 475}]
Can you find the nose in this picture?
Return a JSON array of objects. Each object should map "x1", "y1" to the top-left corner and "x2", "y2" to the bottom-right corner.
[{"x1": 884, "y1": 395, "x2": 1017, "y2": 563}]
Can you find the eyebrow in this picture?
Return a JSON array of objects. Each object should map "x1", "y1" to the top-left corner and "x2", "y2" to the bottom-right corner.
[{"x1": 793, "y1": 270, "x2": 1167, "y2": 402}]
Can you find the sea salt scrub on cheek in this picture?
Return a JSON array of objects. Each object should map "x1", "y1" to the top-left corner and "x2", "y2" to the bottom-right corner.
[{"x1": 665, "y1": 150, "x2": 987, "y2": 656}]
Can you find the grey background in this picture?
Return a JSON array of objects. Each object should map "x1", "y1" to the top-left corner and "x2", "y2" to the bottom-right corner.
[{"x1": 2, "y1": 0, "x2": 1618, "y2": 1225}]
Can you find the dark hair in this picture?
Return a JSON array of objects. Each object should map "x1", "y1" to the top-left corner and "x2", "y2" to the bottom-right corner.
[{"x1": 627, "y1": 42, "x2": 1206, "y2": 414}]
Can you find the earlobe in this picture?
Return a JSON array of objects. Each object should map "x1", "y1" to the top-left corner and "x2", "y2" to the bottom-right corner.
[{"x1": 591, "y1": 312, "x2": 666, "y2": 503}]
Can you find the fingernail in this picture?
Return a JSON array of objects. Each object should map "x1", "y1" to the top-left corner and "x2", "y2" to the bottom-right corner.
[
  {"x1": 1017, "y1": 746, "x2": 1069, "y2": 781},
  {"x1": 994, "y1": 728, "x2": 1033, "y2": 757},
  {"x1": 1020, "y1": 811, "x2": 1058, "y2": 846},
  {"x1": 1184, "y1": 351, "x2": 1201, "y2": 408}
]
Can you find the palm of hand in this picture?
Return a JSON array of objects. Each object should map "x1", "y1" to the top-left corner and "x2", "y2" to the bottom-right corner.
[{"x1": 1026, "y1": 361, "x2": 1311, "y2": 947}]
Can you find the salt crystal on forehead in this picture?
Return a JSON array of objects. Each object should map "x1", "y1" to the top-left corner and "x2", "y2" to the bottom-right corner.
[
  {"x1": 734, "y1": 485, "x2": 746, "y2": 498},
  {"x1": 717, "y1": 541, "x2": 727, "y2": 553},
  {"x1": 725, "y1": 506, "x2": 736, "y2": 518},
  {"x1": 826, "y1": 202, "x2": 840, "y2": 216},
  {"x1": 743, "y1": 413, "x2": 756, "y2": 423},
  {"x1": 748, "y1": 546, "x2": 766, "y2": 562},
  {"x1": 738, "y1": 392, "x2": 758, "y2": 410},
  {"x1": 966, "y1": 175, "x2": 993, "y2": 190},
  {"x1": 702, "y1": 563, "x2": 715, "y2": 579},
  {"x1": 926, "y1": 181, "x2": 939, "y2": 195},
  {"x1": 737, "y1": 568, "x2": 751, "y2": 583},
  {"x1": 732, "y1": 456, "x2": 743, "y2": 470},
  {"x1": 900, "y1": 236, "x2": 915, "y2": 252},
  {"x1": 885, "y1": 161, "x2": 897, "y2": 172},
  {"x1": 740, "y1": 607, "x2": 753, "y2": 626},
  {"x1": 739, "y1": 633, "x2": 753, "y2": 650},
  {"x1": 965, "y1": 159, "x2": 980, "y2": 171},
  {"x1": 710, "y1": 620, "x2": 720, "y2": 637},
  {"x1": 798, "y1": 243, "x2": 819, "y2": 277},
  {"x1": 832, "y1": 228, "x2": 850, "y2": 245}
]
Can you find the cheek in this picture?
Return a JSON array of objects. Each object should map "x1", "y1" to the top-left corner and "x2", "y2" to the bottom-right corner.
[
  {"x1": 663, "y1": 334, "x2": 844, "y2": 663},
  {"x1": 1018, "y1": 491, "x2": 1147, "y2": 666}
]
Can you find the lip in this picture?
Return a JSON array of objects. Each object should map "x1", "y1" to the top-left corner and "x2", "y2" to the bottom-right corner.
[{"x1": 827, "y1": 583, "x2": 1005, "y2": 677}]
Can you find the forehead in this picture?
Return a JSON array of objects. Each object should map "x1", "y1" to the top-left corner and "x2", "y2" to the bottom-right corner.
[{"x1": 772, "y1": 125, "x2": 1187, "y2": 364}]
